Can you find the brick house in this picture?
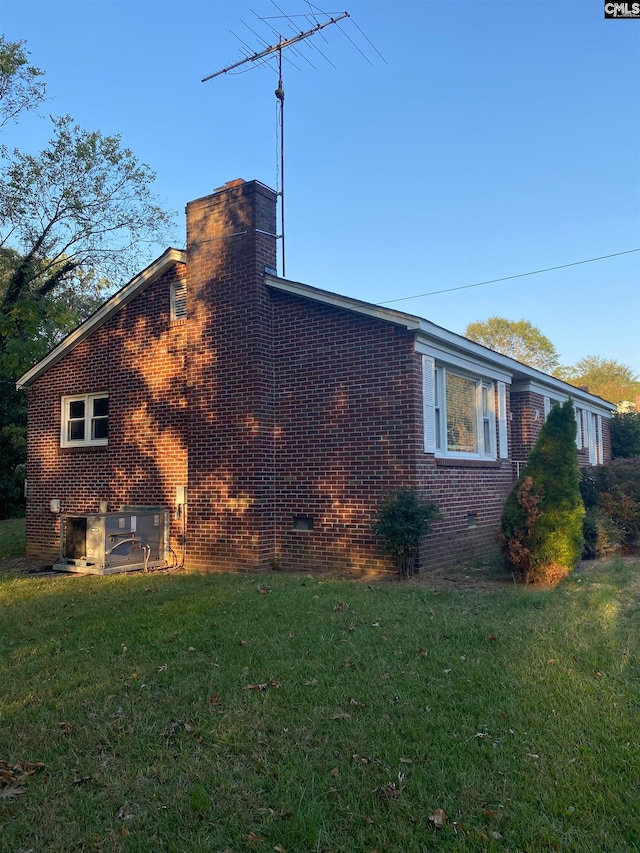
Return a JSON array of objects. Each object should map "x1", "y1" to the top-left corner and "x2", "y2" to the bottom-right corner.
[{"x1": 17, "y1": 178, "x2": 615, "y2": 573}]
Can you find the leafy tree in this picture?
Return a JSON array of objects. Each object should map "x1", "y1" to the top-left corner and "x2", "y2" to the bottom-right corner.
[
  {"x1": 0, "y1": 114, "x2": 174, "y2": 329},
  {"x1": 560, "y1": 356, "x2": 640, "y2": 406},
  {"x1": 464, "y1": 316, "x2": 559, "y2": 373},
  {"x1": 611, "y1": 410, "x2": 640, "y2": 458},
  {"x1": 499, "y1": 400, "x2": 584, "y2": 583},
  {"x1": 0, "y1": 38, "x2": 175, "y2": 517},
  {"x1": 0, "y1": 36, "x2": 46, "y2": 131},
  {"x1": 372, "y1": 488, "x2": 441, "y2": 578}
]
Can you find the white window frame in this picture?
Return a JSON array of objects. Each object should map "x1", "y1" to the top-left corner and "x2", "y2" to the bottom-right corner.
[
  {"x1": 423, "y1": 356, "x2": 500, "y2": 460},
  {"x1": 61, "y1": 393, "x2": 109, "y2": 447}
]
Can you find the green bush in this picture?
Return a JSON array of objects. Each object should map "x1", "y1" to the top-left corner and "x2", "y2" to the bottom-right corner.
[
  {"x1": 372, "y1": 488, "x2": 441, "y2": 578},
  {"x1": 581, "y1": 459, "x2": 640, "y2": 555},
  {"x1": 500, "y1": 400, "x2": 584, "y2": 583},
  {"x1": 611, "y1": 410, "x2": 640, "y2": 458}
]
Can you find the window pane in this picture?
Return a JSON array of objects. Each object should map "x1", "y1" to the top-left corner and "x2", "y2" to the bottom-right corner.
[
  {"x1": 446, "y1": 374, "x2": 477, "y2": 453},
  {"x1": 92, "y1": 418, "x2": 108, "y2": 439},
  {"x1": 93, "y1": 397, "x2": 108, "y2": 417},
  {"x1": 483, "y1": 418, "x2": 491, "y2": 452},
  {"x1": 69, "y1": 420, "x2": 85, "y2": 441},
  {"x1": 69, "y1": 400, "x2": 85, "y2": 419}
]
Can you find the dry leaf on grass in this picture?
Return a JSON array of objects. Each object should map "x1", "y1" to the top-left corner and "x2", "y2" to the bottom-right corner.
[
  {"x1": 429, "y1": 808, "x2": 447, "y2": 828},
  {"x1": 0, "y1": 785, "x2": 26, "y2": 799},
  {"x1": 244, "y1": 679, "x2": 282, "y2": 692}
]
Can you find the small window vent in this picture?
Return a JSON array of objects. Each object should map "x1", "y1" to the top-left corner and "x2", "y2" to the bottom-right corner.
[{"x1": 171, "y1": 280, "x2": 187, "y2": 321}]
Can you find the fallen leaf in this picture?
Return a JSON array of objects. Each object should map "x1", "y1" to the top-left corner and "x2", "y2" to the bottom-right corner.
[
  {"x1": 429, "y1": 808, "x2": 447, "y2": 828},
  {"x1": 257, "y1": 586, "x2": 271, "y2": 595},
  {"x1": 304, "y1": 677, "x2": 318, "y2": 686},
  {"x1": 546, "y1": 659, "x2": 557, "y2": 665},
  {"x1": 245, "y1": 832, "x2": 265, "y2": 842},
  {"x1": 488, "y1": 634, "x2": 498, "y2": 642},
  {"x1": 144, "y1": 587, "x2": 157, "y2": 593},
  {"x1": 209, "y1": 694, "x2": 221, "y2": 704},
  {"x1": 491, "y1": 830, "x2": 503, "y2": 840},
  {"x1": 245, "y1": 683, "x2": 268, "y2": 691},
  {"x1": 58, "y1": 722, "x2": 76, "y2": 735},
  {"x1": 332, "y1": 712, "x2": 351, "y2": 720},
  {"x1": 239, "y1": 640, "x2": 249, "y2": 646},
  {"x1": 400, "y1": 757, "x2": 413, "y2": 764},
  {"x1": 418, "y1": 647, "x2": 428, "y2": 656},
  {"x1": 0, "y1": 786, "x2": 26, "y2": 799},
  {"x1": 349, "y1": 698, "x2": 364, "y2": 708},
  {"x1": 333, "y1": 601, "x2": 350, "y2": 611},
  {"x1": 115, "y1": 804, "x2": 128, "y2": 819},
  {"x1": 273, "y1": 846, "x2": 287, "y2": 852},
  {"x1": 330, "y1": 767, "x2": 339, "y2": 777},
  {"x1": 363, "y1": 815, "x2": 375, "y2": 824}
]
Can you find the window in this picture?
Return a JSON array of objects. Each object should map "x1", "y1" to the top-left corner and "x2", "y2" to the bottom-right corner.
[
  {"x1": 424, "y1": 357, "x2": 501, "y2": 459},
  {"x1": 61, "y1": 394, "x2": 109, "y2": 447},
  {"x1": 170, "y1": 279, "x2": 187, "y2": 322}
]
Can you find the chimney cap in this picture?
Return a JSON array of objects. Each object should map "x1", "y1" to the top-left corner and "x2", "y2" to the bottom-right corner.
[{"x1": 214, "y1": 178, "x2": 246, "y2": 193}]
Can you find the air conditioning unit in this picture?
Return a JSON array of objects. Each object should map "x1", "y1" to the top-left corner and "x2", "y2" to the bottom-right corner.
[{"x1": 53, "y1": 509, "x2": 169, "y2": 575}]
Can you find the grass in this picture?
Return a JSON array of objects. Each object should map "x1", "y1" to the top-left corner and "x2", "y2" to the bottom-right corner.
[
  {"x1": 0, "y1": 516, "x2": 25, "y2": 557},
  {"x1": 1, "y1": 559, "x2": 640, "y2": 852}
]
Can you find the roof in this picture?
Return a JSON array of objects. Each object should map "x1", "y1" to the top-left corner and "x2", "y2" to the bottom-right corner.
[
  {"x1": 16, "y1": 248, "x2": 185, "y2": 390},
  {"x1": 16, "y1": 246, "x2": 615, "y2": 416},
  {"x1": 266, "y1": 274, "x2": 616, "y2": 415}
]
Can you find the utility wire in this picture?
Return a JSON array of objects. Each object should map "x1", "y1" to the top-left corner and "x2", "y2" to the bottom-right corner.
[{"x1": 379, "y1": 248, "x2": 640, "y2": 305}]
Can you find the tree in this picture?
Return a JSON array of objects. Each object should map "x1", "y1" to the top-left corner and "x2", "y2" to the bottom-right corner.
[
  {"x1": 611, "y1": 410, "x2": 640, "y2": 458},
  {"x1": 499, "y1": 400, "x2": 584, "y2": 584},
  {"x1": 464, "y1": 316, "x2": 559, "y2": 373},
  {"x1": 560, "y1": 356, "x2": 640, "y2": 406},
  {"x1": 0, "y1": 39, "x2": 175, "y2": 517},
  {"x1": 0, "y1": 36, "x2": 46, "y2": 131},
  {"x1": 0, "y1": 114, "x2": 174, "y2": 329}
]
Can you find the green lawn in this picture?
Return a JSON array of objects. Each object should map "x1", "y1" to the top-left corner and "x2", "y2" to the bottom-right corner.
[
  {"x1": 0, "y1": 516, "x2": 25, "y2": 557},
  {"x1": 1, "y1": 558, "x2": 639, "y2": 852}
]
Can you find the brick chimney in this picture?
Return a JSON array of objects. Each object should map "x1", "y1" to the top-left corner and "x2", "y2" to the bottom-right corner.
[{"x1": 185, "y1": 179, "x2": 278, "y2": 572}]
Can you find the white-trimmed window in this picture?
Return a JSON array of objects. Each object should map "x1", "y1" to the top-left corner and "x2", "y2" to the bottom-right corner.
[
  {"x1": 61, "y1": 394, "x2": 109, "y2": 447},
  {"x1": 424, "y1": 357, "x2": 501, "y2": 459}
]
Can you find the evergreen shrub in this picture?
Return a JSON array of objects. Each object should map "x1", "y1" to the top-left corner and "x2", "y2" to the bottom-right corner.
[
  {"x1": 580, "y1": 459, "x2": 640, "y2": 556},
  {"x1": 499, "y1": 400, "x2": 584, "y2": 583},
  {"x1": 611, "y1": 411, "x2": 640, "y2": 458},
  {"x1": 372, "y1": 488, "x2": 441, "y2": 578}
]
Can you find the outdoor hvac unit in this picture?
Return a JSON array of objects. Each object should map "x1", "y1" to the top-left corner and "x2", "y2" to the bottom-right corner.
[{"x1": 53, "y1": 510, "x2": 169, "y2": 575}]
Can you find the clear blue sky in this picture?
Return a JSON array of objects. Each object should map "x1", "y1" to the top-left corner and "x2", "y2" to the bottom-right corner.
[{"x1": 3, "y1": 0, "x2": 639, "y2": 374}]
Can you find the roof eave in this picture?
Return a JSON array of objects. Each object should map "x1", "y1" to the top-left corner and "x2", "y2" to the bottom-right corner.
[{"x1": 16, "y1": 248, "x2": 186, "y2": 390}]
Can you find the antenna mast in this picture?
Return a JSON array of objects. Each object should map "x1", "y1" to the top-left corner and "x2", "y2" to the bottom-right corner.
[{"x1": 202, "y1": 11, "x2": 350, "y2": 277}]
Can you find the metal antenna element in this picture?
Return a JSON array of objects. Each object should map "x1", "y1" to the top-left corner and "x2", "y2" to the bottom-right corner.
[{"x1": 202, "y1": 11, "x2": 350, "y2": 278}]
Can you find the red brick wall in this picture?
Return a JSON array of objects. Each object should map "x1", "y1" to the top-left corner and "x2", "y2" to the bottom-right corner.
[
  {"x1": 25, "y1": 264, "x2": 189, "y2": 561},
  {"x1": 270, "y1": 291, "x2": 420, "y2": 572}
]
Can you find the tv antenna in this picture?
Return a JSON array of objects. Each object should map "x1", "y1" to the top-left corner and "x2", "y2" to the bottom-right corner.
[{"x1": 201, "y1": 8, "x2": 358, "y2": 277}]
